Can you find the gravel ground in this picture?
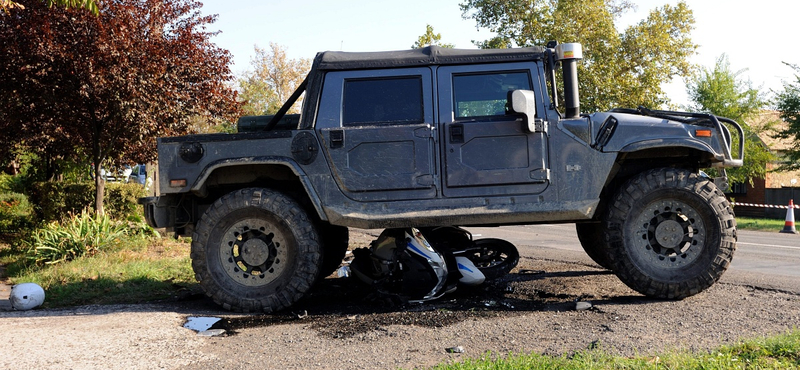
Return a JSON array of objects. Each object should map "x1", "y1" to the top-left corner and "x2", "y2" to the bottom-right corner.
[{"x1": 1, "y1": 229, "x2": 799, "y2": 369}]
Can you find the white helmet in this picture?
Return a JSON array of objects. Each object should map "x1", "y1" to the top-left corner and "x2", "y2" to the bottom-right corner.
[{"x1": 9, "y1": 283, "x2": 45, "y2": 310}]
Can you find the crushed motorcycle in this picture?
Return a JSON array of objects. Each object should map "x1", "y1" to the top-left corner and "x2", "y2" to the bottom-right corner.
[{"x1": 345, "y1": 226, "x2": 520, "y2": 303}]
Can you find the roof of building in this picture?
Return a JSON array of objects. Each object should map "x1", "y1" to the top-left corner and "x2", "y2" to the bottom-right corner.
[
  {"x1": 752, "y1": 111, "x2": 800, "y2": 187},
  {"x1": 752, "y1": 111, "x2": 794, "y2": 151}
]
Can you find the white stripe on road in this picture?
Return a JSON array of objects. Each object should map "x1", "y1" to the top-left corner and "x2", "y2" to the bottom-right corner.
[{"x1": 738, "y1": 242, "x2": 800, "y2": 251}]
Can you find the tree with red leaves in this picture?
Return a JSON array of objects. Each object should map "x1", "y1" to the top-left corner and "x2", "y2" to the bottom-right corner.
[
  {"x1": 2, "y1": 0, "x2": 98, "y2": 15},
  {"x1": 0, "y1": 0, "x2": 240, "y2": 214}
]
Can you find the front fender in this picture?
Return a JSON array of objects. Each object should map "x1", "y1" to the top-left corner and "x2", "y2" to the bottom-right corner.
[
  {"x1": 590, "y1": 112, "x2": 731, "y2": 167},
  {"x1": 590, "y1": 110, "x2": 744, "y2": 168}
]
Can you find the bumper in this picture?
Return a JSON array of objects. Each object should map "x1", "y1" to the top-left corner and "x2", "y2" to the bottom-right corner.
[{"x1": 138, "y1": 196, "x2": 172, "y2": 229}]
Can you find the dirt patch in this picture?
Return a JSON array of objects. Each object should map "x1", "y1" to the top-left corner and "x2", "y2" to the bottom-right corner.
[
  {"x1": 196, "y1": 229, "x2": 632, "y2": 341},
  {"x1": 209, "y1": 257, "x2": 617, "y2": 339}
]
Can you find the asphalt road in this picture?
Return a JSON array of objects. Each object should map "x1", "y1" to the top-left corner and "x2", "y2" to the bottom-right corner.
[{"x1": 466, "y1": 223, "x2": 800, "y2": 293}]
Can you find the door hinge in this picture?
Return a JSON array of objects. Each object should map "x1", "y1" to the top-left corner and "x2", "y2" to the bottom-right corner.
[
  {"x1": 532, "y1": 119, "x2": 548, "y2": 134},
  {"x1": 416, "y1": 174, "x2": 435, "y2": 186},
  {"x1": 529, "y1": 168, "x2": 550, "y2": 183}
]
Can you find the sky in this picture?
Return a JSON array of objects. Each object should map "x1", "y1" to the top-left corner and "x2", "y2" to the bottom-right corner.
[{"x1": 199, "y1": 0, "x2": 800, "y2": 108}]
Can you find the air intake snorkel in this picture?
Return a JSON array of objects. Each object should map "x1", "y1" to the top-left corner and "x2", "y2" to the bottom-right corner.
[{"x1": 555, "y1": 43, "x2": 583, "y2": 119}]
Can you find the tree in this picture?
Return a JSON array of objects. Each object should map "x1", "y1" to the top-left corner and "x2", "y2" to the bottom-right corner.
[
  {"x1": 0, "y1": 0, "x2": 240, "y2": 214},
  {"x1": 2, "y1": 0, "x2": 98, "y2": 14},
  {"x1": 238, "y1": 43, "x2": 310, "y2": 116},
  {"x1": 460, "y1": 0, "x2": 697, "y2": 112},
  {"x1": 411, "y1": 24, "x2": 455, "y2": 49},
  {"x1": 686, "y1": 55, "x2": 775, "y2": 185},
  {"x1": 775, "y1": 63, "x2": 800, "y2": 172}
]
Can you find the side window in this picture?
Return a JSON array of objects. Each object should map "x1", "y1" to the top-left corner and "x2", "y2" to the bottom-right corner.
[
  {"x1": 342, "y1": 77, "x2": 424, "y2": 126},
  {"x1": 452, "y1": 71, "x2": 531, "y2": 119}
]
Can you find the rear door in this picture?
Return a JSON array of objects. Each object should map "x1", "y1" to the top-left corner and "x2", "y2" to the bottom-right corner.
[
  {"x1": 436, "y1": 63, "x2": 550, "y2": 197},
  {"x1": 316, "y1": 68, "x2": 437, "y2": 201}
]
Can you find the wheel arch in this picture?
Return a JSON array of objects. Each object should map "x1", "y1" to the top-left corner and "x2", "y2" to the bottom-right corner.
[
  {"x1": 619, "y1": 141, "x2": 722, "y2": 165},
  {"x1": 191, "y1": 158, "x2": 327, "y2": 222},
  {"x1": 594, "y1": 146, "x2": 716, "y2": 220}
]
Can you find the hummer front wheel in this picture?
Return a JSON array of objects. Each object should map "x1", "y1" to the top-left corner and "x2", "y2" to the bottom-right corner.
[{"x1": 604, "y1": 168, "x2": 737, "y2": 299}]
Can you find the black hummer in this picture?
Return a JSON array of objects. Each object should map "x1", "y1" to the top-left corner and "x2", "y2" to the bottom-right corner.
[{"x1": 141, "y1": 43, "x2": 743, "y2": 312}]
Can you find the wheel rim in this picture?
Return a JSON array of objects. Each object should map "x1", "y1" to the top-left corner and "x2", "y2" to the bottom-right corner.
[
  {"x1": 470, "y1": 248, "x2": 505, "y2": 268},
  {"x1": 629, "y1": 199, "x2": 706, "y2": 270},
  {"x1": 218, "y1": 219, "x2": 289, "y2": 287},
  {"x1": 469, "y1": 240, "x2": 513, "y2": 268}
]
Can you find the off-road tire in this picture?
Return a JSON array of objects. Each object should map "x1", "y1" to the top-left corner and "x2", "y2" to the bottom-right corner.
[
  {"x1": 604, "y1": 168, "x2": 737, "y2": 299},
  {"x1": 469, "y1": 238, "x2": 520, "y2": 280},
  {"x1": 317, "y1": 223, "x2": 349, "y2": 278},
  {"x1": 191, "y1": 188, "x2": 322, "y2": 313},
  {"x1": 575, "y1": 222, "x2": 613, "y2": 270}
]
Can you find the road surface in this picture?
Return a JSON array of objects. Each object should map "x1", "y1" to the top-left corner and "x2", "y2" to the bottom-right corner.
[{"x1": 467, "y1": 224, "x2": 800, "y2": 292}]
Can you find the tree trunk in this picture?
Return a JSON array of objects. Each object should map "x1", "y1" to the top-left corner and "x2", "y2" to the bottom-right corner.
[
  {"x1": 94, "y1": 162, "x2": 105, "y2": 216},
  {"x1": 92, "y1": 124, "x2": 105, "y2": 216}
]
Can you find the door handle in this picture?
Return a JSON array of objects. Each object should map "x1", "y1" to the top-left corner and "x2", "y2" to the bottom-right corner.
[
  {"x1": 450, "y1": 124, "x2": 464, "y2": 144},
  {"x1": 330, "y1": 130, "x2": 343, "y2": 149}
]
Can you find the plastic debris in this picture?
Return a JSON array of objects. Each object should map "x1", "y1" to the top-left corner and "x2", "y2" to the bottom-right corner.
[
  {"x1": 337, "y1": 266, "x2": 351, "y2": 278},
  {"x1": 197, "y1": 329, "x2": 226, "y2": 337},
  {"x1": 446, "y1": 346, "x2": 465, "y2": 354},
  {"x1": 575, "y1": 301, "x2": 592, "y2": 311}
]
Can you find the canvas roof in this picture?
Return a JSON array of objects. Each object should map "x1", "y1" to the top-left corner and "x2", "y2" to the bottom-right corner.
[{"x1": 314, "y1": 45, "x2": 546, "y2": 71}]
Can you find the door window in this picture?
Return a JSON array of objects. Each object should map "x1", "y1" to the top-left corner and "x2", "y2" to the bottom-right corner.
[
  {"x1": 452, "y1": 72, "x2": 531, "y2": 119},
  {"x1": 342, "y1": 77, "x2": 424, "y2": 126}
]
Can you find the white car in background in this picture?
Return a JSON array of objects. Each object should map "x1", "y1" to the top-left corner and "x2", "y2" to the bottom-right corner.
[{"x1": 127, "y1": 164, "x2": 146, "y2": 185}]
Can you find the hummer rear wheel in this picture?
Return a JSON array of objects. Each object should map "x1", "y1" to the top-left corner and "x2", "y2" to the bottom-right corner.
[
  {"x1": 191, "y1": 188, "x2": 321, "y2": 313},
  {"x1": 575, "y1": 222, "x2": 613, "y2": 270}
]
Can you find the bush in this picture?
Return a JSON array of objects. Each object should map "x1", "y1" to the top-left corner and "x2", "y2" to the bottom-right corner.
[
  {"x1": 28, "y1": 182, "x2": 93, "y2": 223},
  {"x1": 105, "y1": 182, "x2": 147, "y2": 221},
  {"x1": 27, "y1": 211, "x2": 128, "y2": 265},
  {"x1": 0, "y1": 173, "x2": 27, "y2": 193},
  {"x1": 0, "y1": 192, "x2": 33, "y2": 233},
  {"x1": 28, "y1": 181, "x2": 145, "y2": 223}
]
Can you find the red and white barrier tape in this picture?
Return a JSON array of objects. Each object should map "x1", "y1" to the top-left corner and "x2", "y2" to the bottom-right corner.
[{"x1": 731, "y1": 202, "x2": 800, "y2": 209}]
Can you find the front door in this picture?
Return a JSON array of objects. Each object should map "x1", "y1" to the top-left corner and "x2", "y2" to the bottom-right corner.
[{"x1": 436, "y1": 63, "x2": 550, "y2": 197}]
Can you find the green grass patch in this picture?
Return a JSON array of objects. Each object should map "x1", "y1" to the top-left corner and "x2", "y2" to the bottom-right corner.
[
  {"x1": 735, "y1": 217, "x2": 788, "y2": 232},
  {"x1": 3, "y1": 237, "x2": 196, "y2": 308},
  {"x1": 27, "y1": 211, "x2": 129, "y2": 264},
  {"x1": 429, "y1": 330, "x2": 800, "y2": 370}
]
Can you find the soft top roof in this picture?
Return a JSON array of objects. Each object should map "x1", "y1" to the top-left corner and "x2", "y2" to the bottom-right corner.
[{"x1": 314, "y1": 45, "x2": 546, "y2": 71}]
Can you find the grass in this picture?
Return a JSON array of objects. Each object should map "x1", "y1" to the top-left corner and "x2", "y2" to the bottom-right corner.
[
  {"x1": 736, "y1": 217, "x2": 789, "y2": 232},
  {"x1": 429, "y1": 330, "x2": 800, "y2": 370},
  {"x1": 28, "y1": 211, "x2": 128, "y2": 264},
  {"x1": 1, "y1": 236, "x2": 196, "y2": 308}
]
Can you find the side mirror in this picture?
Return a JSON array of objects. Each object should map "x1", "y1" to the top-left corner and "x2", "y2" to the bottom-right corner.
[{"x1": 508, "y1": 90, "x2": 539, "y2": 133}]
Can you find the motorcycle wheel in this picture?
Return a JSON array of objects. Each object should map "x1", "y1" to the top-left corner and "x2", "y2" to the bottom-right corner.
[{"x1": 465, "y1": 238, "x2": 519, "y2": 280}]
